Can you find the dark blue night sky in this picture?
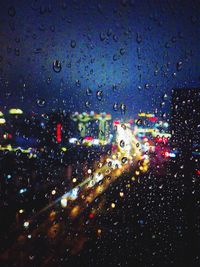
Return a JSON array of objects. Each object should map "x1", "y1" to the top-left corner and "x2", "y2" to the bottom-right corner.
[{"x1": 0, "y1": 0, "x2": 199, "y2": 117}]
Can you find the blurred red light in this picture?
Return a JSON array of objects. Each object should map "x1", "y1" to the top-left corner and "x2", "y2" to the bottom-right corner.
[
  {"x1": 89, "y1": 213, "x2": 94, "y2": 219},
  {"x1": 164, "y1": 151, "x2": 170, "y2": 157},
  {"x1": 84, "y1": 136, "x2": 93, "y2": 141},
  {"x1": 56, "y1": 123, "x2": 62, "y2": 143},
  {"x1": 148, "y1": 117, "x2": 157, "y2": 122}
]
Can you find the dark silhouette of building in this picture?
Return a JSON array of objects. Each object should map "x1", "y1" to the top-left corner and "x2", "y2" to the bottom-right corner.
[{"x1": 170, "y1": 88, "x2": 200, "y2": 265}]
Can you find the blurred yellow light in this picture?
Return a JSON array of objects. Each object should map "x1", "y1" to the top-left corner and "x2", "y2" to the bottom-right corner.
[
  {"x1": 88, "y1": 169, "x2": 92, "y2": 174},
  {"x1": 111, "y1": 203, "x2": 116, "y2": 208},
  {"x1": 9, "y1": 108, "x2": 23, "y2": 115},
  {"x1": 49, "y1": 210, "x2": 56, "y2": 220},
  {"x1": 146, "y1": 113, "x2": 154, "y2": 118},
  {"x1": 72, "y1": 178, "x2": 77, "y2": 183},
  {"x1": 70, "y1": 206, "x2": 80, "y2": 217},
  {"x1": 19, "y1": 209, "x2": 24, "y2": 214},
  {"x1": 97, "y1": 229, "x2": 102, "y2": 235},
  {"x1": 61, "y1": 198, "x2": 68, "y2": 208},
  {"x1": 138, "y1": 113, "x2": 146, "y2": 117},
  {"x1": 0, "y1": 111, "x2": 4, "y2": 117},
  {"x1": 112, "y1": 155, "x2": 116, "y2": 160},
  {"x1": 119, "y1": 192, "x2": 124, "y2": 197},
  {"x1": 61, "y1": 147, "x2": 67, "y2": 152},
  {"x1": 0, "y1": 118, "x2": 6, "y2": 124},
  {"x1": 51, "y1": 190, "x2": 56, "y2": 195},
  {"x1": 143, "y1": 166, "x2": 148, "y2": 172},
  {"x1": 135, "y1": 170, "x2": 140, "y2": 176}
]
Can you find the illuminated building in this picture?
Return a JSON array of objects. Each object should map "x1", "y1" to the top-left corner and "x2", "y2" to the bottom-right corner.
[
  {"x1": 171, "y1": 88, "x2": 200, "y2": 162},
  {"x1": 71, "y1": 111, "x2": 112, "y2": 145}
]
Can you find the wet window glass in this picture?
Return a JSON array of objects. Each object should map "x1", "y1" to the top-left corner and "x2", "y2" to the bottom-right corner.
[{"x1": 0, "y1": 0, "x2": 199, "y2": 266}]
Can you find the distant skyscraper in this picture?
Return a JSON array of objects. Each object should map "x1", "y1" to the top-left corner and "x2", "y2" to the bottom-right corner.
[
  {"x1": 170, "y1": 88, "x2": 200, "y2": 264},
  {"x1": 171, "y1": 88, "x2": 200, "y2": 155}
]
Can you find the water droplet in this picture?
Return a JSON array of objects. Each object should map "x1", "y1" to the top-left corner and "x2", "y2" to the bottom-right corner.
[
  {"x1": 85, "y1": 101, "x2": 91, "y2": 108},
  {"x1": 120, "y1": 48, "x2": 125, "y2": 55},
  {"x1": 171, "y1": 36, "x2": 176, "y2": 43},
  {"x1": 107, "y1": 28, "x2": 112, "y2": 37},
  {"x1": 8, "y1": 6, "x2": 16, "y2": 17},
  {"x1": 121, "y1": 124, "x2": 126, "y2": 130},
  {"x1": 161, "y1": 102, "x2": 165, "y2": 107},
  {"x1": 120, "y1": 140, "x2": 125, "y2": 147},
  {"x1": 113, "y1": 54, "x2": 120, "y2": 61},
  {"x1": 53, "y1": 60, "x2": 62, "y2": 73},
  {"x1": 75, "y1": 80, "x2": 81, "y2": 87},
  {"x1": 70, "y1": 40, "x2": 76, "y2": 48},
  {"x1": 154, "y1": 69, "x2": 158, "y2": 76},
  {"x1": 113, "y1": 34, "x2": 118, "y2": 42},
  {"x1": 50, "y1": 25, "x2": 55, "y2": 32},
  {"x1": 165, "y1": 42, "x2": 171, "y2": 48},
  {"x1": 15, "y1": 48, "x2": 20, "y2": 56},
  {"x1": 29, "y1": 255, "x2": 35, "y2": 261},
  {"x1": 16, "y1": 149, "x2": 22, "y2": 157},
  {"x1": 120, "y1": 103, "x2": 126, "y2": 114},
  {"x1": 136, "y1": 33, "x2": 142, "y2": 44},
  {"x1": 46, "y1": 77, "x2": 51, "y2": 84},
  {"x1": 39, "y1": 24, "x2": 46, "y2": 32},
  {"x1": 86, "y1": 88, "x2": 92, "y2": 96},
  {"x1": 100, "y1": 32, "x2": 106, "y2": 41},
  {"x1": 176, "y1": 61, "x2": 183, "y2": 71},
  {"x1": 15, "y1": 37, "x2": 20, "y2": 43},
  {"x1": 37, "y1": 98, "x2": 45, "y2": 107},
  {"x1": 96, "y1": 90, "x2": 103, "y2": 101},
  {"x1": 136, "y1": 119, "x2": 142, "y2": 126},
  {"x1": 112, "y1": 84, "x2": 117, "y2": 91},
  {"x1": 113, "y1": 103, "x2": 118, "y2": 111},
  {"x1": 122, "y1": 157, "x2": 127, "y2": 164},
  {"x1": 163, "y1": 93, "x2": 168, "y2": 100},
  {"x1": 172, "y1": 72, "x2": 177, "y2": 77}
]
